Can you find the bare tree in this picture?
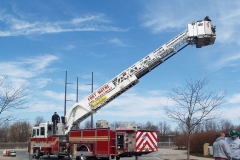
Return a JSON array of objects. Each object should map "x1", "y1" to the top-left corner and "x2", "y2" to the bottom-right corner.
[
  {"x1": 164, "y1": 78, "x2": 225, "y2": 160},
  {"x1": 203, "y1": 119, "x2": 218, "y2": 132},
  {"x1": 81, "y1": 120, "x2": 94, "y2": 129},
  {"x1": 157, "y1": 121, "x2": 172, "y2": 142},
  {"x1": 0, "y1": 122, "x2": 10, "y2": 142},
  {"x1": 8, "y1": 121, "x2": 31, "y2": 142},
  {"x1": 191, "y1": 122, "x2": 203, "y2": 134},
  {"x1": 158, "y1": 121, "x2": 171, "y2": 135},
  {"x1": 142, "y1": 121, "x2": 158, "y2": 130},
  {"x1": 217, "y1": 119, "x2": 234, "y2": 133},
  {"x1": 110, "y1": 121, "x2": 121, "y2": 129},
  {"x1": 34, "y1": 116, "x2": 45, "y2": 125},
  {"x1": 176, "y1": 121, "x2": 188, "y2": 134},
  {"x1": 0, "y1": 77, "x2": 29, "y2": 125}
]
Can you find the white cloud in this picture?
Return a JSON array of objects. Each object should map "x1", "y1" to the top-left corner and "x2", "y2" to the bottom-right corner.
[
  {"x1": 0, "y1": 54, "x2": 59, "y2": 78},
  {"x1": 141, "y1": 12, "x2": 187, "y2": 33},
  {"x1": 0, "y1": 62, "x2": 34, "y2": 78},
  {"x1": 140, "y1": 1, "x2": 195, "y2": 33},
  {"x1": 209, "y1": 52, "x2": 240, "y2": 70},
  {"x1": 35, "y1": 78, "x2": 52, "y2": 88},
  {"x1": 27, "y1": 99, "x2": 64, "y2": 113},
  {"x1": 217, "y1": 104, "x2": 240, "y2": 125},
  {"x1": 71, "y1": 14, "x2": 110, "y2": 24},
  {"x1": 215, "y1": 2, "x2": 240, "y2": 44},
  {"x1": 0, "y1": 13, "x2": 126, "y2": 37},
  {"x1": 92, "y1": 91, "x2": 174, "y2": 122},
  {"x1": 23, "y1": 54, "x2": 59, "y2": 71},
  {"x1": 43, "y1": 90, "x2": 65, "y2": 101},
  {"x1": 140, "y1": 0, "x2": 240, "y2": 47},
  {"x1": 42, "y1": 90, "x2": 84, "y2": 105},
  {"x1": 108, "y1": 38, "x2": 127, "y2": 47},
  {"x1": 64, "y1": 45, "x2": 75, "y2": 50},
  {"x1": 228, "y1": 93, "x2": 240, "y2": 104}
]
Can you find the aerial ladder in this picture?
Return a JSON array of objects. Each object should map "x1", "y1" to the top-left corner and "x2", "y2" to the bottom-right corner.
[
  {"x1": 64, "y1": 17, "x2": 216, "y2": 133},
  {"x1": 29, "y1": 17, "x2": 216, "y2": 160}
]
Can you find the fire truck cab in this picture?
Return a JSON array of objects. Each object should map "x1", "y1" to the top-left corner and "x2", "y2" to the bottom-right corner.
[{"x1": 28, "y1": 122, "x2": 68, "y2": 159}]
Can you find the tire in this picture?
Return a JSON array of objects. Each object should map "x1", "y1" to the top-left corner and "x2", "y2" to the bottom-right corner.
[
  {"x1": 80, "y1": 148, "x2": 87, "y2": 160},
  {"x1": 58, "y1": 155, "x2": 65, "y2": 158},
  {"x1": 68, "y1": 146, "x2": 74, "y2": 160},
  {"x1": 34, "y1": 148, "x2": 41, "y2": 159}
]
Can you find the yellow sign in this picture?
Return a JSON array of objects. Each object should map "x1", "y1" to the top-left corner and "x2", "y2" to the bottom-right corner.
[{"x1": 91, "y1": 95, "x2": 107, "y2": 107}]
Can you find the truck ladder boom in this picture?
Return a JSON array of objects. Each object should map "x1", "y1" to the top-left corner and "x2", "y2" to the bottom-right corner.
[
  {"x1": 127, "y1": 30, "x2": 188, "y2": 79},
  {"x1": 64, "y1": 18, "x2": 216, "y2": 133}
]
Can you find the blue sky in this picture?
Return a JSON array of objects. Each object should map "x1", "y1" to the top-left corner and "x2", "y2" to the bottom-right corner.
[{"x1": 1, "y1": 1, "x2": 240, "y2": 129}]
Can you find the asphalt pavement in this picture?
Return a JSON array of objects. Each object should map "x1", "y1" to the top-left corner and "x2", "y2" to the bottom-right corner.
[
  {"x1": 157, "y1": 148, "x2": 214, "y2": 160},
  {"x1": 0, "y1": 148, "x2": 214, "y2": 160}
]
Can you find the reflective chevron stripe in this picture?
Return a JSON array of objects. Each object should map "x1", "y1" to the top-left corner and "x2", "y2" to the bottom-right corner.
[{"x1": 136, "y1": 131, "x2": 158, "y2": 152}]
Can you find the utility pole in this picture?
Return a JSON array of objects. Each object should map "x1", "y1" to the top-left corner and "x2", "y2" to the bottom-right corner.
[
  {"x1": 64, "y1": 71, "x2": 73, "y2": 116},
  {"x1": 76, "y1": 77, "x2": 78, "y2": 103},
  {"x1": 86, "y1": 72, "x2": 94, "y2": 128}
]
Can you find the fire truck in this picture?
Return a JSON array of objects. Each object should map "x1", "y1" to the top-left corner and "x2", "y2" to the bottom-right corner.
[{"x1": 29, "y1": 17, "x2": 216, "y2": 160}]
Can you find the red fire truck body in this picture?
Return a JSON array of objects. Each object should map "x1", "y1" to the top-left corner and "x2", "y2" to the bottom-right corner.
[
  {"x1": 30, "y1": 135, "x2": 66, "y2": 157},
  {"x1": 68, "y1": 127, "x2": 158, "y2": 159},
  {"x1": 28, "y1": 123, "x2": 67, "y2": 159},
  {"x1": 29, "y1": 121, "x2": 158, "y2": 159},
  {"x1": 29, "y1": 17, "x2": 216, "y2": 159}
]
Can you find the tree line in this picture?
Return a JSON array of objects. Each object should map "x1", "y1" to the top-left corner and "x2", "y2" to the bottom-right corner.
[{"x1": 1, "y1": 118, "x2": 239, "y2": 145}]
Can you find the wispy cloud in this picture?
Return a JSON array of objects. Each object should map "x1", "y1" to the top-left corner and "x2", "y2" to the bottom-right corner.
[
  {"x1": 43, "y1": 90, "x2": 65, "y2": 102},
  {"x1": 63, "y1": 45, "x2": 75, "y2": 51},
  {"x1": 140, "y1": 1, "x2": 194, "y2": 33},
  {"x1": 209, "y1": 52, "x2": 240, "y2": 70},
  {"x1": 71, "y1": 14, "x2": 110, "y2": 24},
  {"x1": 214, "y1": 2, "x2": 240, "y2": 44},
  {"x1": 96, "y1": 91, "x2": 174, "y2": 118},
  {"x1": 0, "y1": 13, "x2": 126, "y2": 37},
  {"x1": 35, "y1": 78, "x2": 52, "y2": 89},
  {"x1": 140, "y1": 0, "x2": 240, "y2": 47},
  {"x1": 0, "y1": 54, "x2": 59, "y2": 78},
  {"x1": 108, "y1": 38, "x2": 128, "y2": 47}
]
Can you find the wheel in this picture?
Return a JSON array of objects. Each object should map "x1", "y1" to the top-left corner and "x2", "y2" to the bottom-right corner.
[
  {"x1": 79, "y1": 148, "x2": 88, "y2": 160},
  {"x1": 68, "y1": 146, "x2": 74, "y2": 160},
  {"x1": 34, "y1": 148, "x2": 41, "y2": 159},
  {"x1": 87, "y1": 157, "x2": 97, "y2": 160},
  {"x1": 58, "y1": 155, "x2": 65, "y2": 158},
  {"x1": 76, "y1": 156, "x2": 81, "y2": 160}
]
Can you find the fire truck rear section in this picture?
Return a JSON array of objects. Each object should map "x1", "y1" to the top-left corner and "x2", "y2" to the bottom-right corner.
[{"x1": 68, "y1": 121, "x2": 158, "y2": 160}]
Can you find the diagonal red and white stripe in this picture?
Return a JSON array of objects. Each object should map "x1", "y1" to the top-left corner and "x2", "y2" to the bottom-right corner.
[{"x1": 136, "y1": 131, "x2": 158, "y2": 152}]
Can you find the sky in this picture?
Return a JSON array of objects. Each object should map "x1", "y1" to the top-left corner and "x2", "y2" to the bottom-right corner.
[{"x1": 1, "y1": 1, "x2": 240, "y2": 129}]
